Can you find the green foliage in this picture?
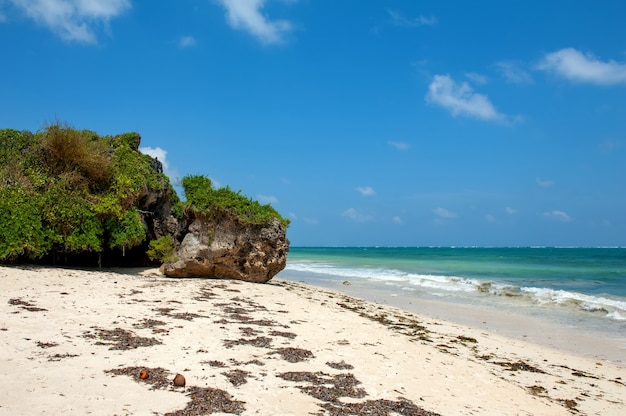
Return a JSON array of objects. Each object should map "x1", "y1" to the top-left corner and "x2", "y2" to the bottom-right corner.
[
  {"x1": 0, "y1": 122, "x2": 174, "y2": 263},
  {"x1": 146, "y1": 236, "x2": 177, "y2": 263},
  {"x1": 182, "y1": 174, "x2": 290, "y2": 227}
]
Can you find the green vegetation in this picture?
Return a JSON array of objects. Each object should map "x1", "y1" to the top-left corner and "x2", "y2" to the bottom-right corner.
[
  {"x1": 0, "y1": 123, "x2": 177, "y2": 263},
  {"x1": 181, "y1": 175, "x2": 290, "y2": 227},
  {"x1": 146, "y1": 235, "x2": 178, "y2": 263}
]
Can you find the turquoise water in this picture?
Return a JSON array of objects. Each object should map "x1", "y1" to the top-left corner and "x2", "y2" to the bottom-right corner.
[{"x1": 278, "y1": 247, "x2": 626, "y2": 325}]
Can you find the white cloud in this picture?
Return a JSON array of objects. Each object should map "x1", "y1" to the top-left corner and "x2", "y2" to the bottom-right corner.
[
  {"x1": 464, "y1": 72, "x2": 488, "y2": 85},
  {"x1": 505, "y1": 206, "x2": 518, "y2": 215},
  {"x1": 216, "y1": 0, "x2": 293, "y2": 45},
  {"x1": 288, "y1": 212, "x2": 297, "y2": 220},
  {"x1": 543, "y1": 210, "x2": 573, "y2": 222},
  {"x1": 388, "y1": 141, "x2": 410, "y2": 151},
  {"x1": 342, "y1": 208, "x2": 373, "y2": 222},
  {"x1": 495, "y1": 61, "x2": 533, "y2": 85},
  {"x1": 426, "y1": 74, "x2": 508, "y2": 122},
  {"x1": 391, "y1": 216, "x2": 403, "y2": 224},
  {"x1": 433, "y1": 207, "x2": 457, "y2": 219},
  {"x1": 356, "y1": 186, "x2": 376, "y2": 197},
  {"x1": 303, "y1": 217, "x2": 318, "y2": 225},
  {"x1": 536, "y1": 177, "x2": 555, "y2": 188},
  {"x1": 178, "y1": 35, "x2": 196, "y2": 48},
  {"x1": 485, "y1": 214, "x2": 496, "y2": 223},
  {"x1": 537, "y1": 48, "x2": 626, "y2": 85},
  {"x1": 387, "y1": 9, "x2": 437, "y2": 27},
  {"x1": 257, "y1": 194, "x2": 279, "y2": 204},
  {"x1": 9, "y1": 0, "x2": 130, "y2": 43}
]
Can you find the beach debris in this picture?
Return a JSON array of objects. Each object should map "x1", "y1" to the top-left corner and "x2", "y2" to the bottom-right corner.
[
  {"x1": 320, "y1": 398, "x2": 442, "y2": 416},
  {"x1": 270, "y1": 347, "x2": 314, "y2": 363},
  {"x1": 36, "y1": 341, "x2": 59, "y2": 349},
  {"x1": 83, "y1": 327, "x2": 162, "y2": 350},
  {"x1": 106, "y1": 366, "x2": 171, "y2": 390},
  {"x1": 222, "y1": 369, "x2": 251, "y2": 386},
  {"x1": 164, "y1": 386, "x2": 245, "y2": 415},
  {"x1": 279, "y1": 371, "x2": 441, "y2": 415},
  {"x1": 492, "y1": 359, "x2": 547, "y2": 374},
  {"x1": 224, "y1": 336, "x2": 272, "y2": 349},
  {"x1": 173, "y1": 373, "x2": 186, "y2": 387},
  {"x1": 8, "y1": 298, "x2": 47, "y2": 312},
  {"x1": 326, "y1": 360, "x2": 355, "y2": 370},
  {"x1": 343, "y1": 280, "x2": 351, "y2": 286},
  {"x1": 139, "y1": 370, "x2": 149, "y2": 380}
]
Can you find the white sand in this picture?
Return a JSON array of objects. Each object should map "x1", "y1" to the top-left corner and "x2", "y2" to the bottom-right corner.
[{"x1": 1, "y1": 265, "x2": 625, "y2": 415}]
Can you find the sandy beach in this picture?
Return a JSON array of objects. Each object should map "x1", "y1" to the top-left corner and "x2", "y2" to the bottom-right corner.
[{"x1": 1, "y1": 265, "x2": 624, "y2": 415}]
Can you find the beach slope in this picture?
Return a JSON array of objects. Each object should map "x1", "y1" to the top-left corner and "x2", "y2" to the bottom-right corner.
[{"x1": 1, "y1": 266, "x2": 624, "y2": 415}]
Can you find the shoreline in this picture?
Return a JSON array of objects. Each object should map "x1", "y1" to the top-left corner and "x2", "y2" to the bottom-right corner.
[
  {"x1": 1, "y1": 265, "x2": 625, "y2": 415},
  {"x1": 279, "y1": 272, "x2": 626, "y2": 366}
]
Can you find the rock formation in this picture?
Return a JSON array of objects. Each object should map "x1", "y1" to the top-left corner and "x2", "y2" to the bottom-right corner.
[{"x1": 160, "y1": 211, "x2": 290, "y2": 283}]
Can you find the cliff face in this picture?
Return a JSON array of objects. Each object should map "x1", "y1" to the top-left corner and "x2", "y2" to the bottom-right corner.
[
  {"x1": 161, "y1": 212, "x2": 290, "y2": 283},
  {"x1": 0, "y1": 125, "x2": 290, "y2": 280}
]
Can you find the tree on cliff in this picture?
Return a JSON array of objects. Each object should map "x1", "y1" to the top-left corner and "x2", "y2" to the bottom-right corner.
[
  {"x1": 0, "y1": 122, "x2": 289, "y2": 269},
  {"x1": 0, "y1": 123, "x2": 179, "y2": 264}
]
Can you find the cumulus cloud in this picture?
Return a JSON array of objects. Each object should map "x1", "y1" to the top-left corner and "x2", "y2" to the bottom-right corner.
[
  {"x1": 9, "y1": 0, "x2": 130, "y2": 43},
  {"x1": 342, "y1": 208, "x2": 373, "y2": 222},
  {"x1": 257, "y1": 194, "x2": 279, "y2": 204},
  {"x1": 536, "y1": 177, "x2": 555, "y2": 188},
  {"x1": 387, "y1": 9, "x2": 437, "y2": 27},
  {"x1": 356, "y1": 186, "x2": 376, "y2": 197},
  {"x1": 433, "y1": 207, "x2": 457, "y2": 219},
  {"x1": 388, "y1": 141, "x2": 410, "y2": 151},
  {"x1": 495, "y1": 61, "x2": 533, "y2": 85},
  {"x1": 537, "y1": 48, "x2": 626, "y2": 85},
  {"x1": 215, "y1": 0, "x2": 293, "y2": 45},
  {"x1": 543, "y1": 210, "x2": 573, "y2": 222},
  {"x1": 178, "y1": 35, "x2": 196, "y2": 48},
  {"x1": 426, "y1": 74, "x2": 509, "y2": 122}
]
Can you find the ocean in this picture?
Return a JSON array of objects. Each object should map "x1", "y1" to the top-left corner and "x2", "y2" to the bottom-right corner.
[{"x1": 277, "y1": 247, "x2": 626, "y2": 350}]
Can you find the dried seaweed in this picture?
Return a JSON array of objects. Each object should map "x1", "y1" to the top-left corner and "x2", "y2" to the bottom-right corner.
[
  {"x1": 320, "y1": 398, "x2": 441, "y2": 416},
  {"x1": 279, "y1": 371, "x2": 439, "y2": 415},
  {"x1": 37, "y1": 341, "x2": 58, "y2": 348},
  {"x1": 133, "y1": 318, "x2": 167, "y2": 329},
  {"x1": 205, "y1": 360, "x2": 227, "y2": 368},
  {"x1": 492, "y1": 360, "x2": 546, "y2": 374},
  {"x1": 326, "y1": 360, "x2": 354, "y2": 370},
  {"x1": 269, "y1": 330, "x2": 297, "y2": 339},
  {"x1": 222, "y1": 369, "x2": 251, "y2": 386},
  {"x1": 8, "y1": 298, "x2": 47, "y2": 312},
  {"x1": 106, "y1": 366, "x2": 172, "y2": 390},
  {"x1": 155, "y1": 307, "x2": 207, "y2": 321},
  {"x1": 164, "y1": 386, "x2": 245, "y2": 415},
  {"x1": 83, "y1": 327, "x2": 162, "y2": 350},
  {"x1": 48, "y1": 353, "x2": 79, "y2": 361},
  {"x1": 271, "y1": 347, "x2": 314, "y2": 363},
  {"x1": 224, "y1": 336, "x2": 272, "y2": 349}
]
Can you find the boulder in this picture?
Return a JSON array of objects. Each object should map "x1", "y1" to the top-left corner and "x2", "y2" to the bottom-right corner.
[{"x1": 160, "y1": 212, "x2": 289, "y2": 283}]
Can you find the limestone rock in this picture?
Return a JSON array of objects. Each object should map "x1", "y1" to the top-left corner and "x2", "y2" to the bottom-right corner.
[{"x1": 160, "y1": 212, "x2": 289, "y2": 283}]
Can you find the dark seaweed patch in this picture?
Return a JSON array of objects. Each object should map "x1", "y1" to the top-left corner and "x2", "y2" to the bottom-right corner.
[
  {"x1": 164, "y1": 386, "x2": 245, "y2": 415},
  {"x1": 271, "y1": 347, "x2": 314, "y2": 363},
  {"x1": 83, "y1": 327, "x2": 161, "y2": 350}
]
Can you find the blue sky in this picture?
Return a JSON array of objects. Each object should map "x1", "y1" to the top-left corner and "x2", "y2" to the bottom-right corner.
[{"x1": 1, "y1": 0, "x2": 625, "y2": 247}]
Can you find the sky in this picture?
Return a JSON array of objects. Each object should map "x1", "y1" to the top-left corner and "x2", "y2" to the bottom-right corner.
[{"x1": 1, "y1": 0, "x2": 625, "y2": 247}]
